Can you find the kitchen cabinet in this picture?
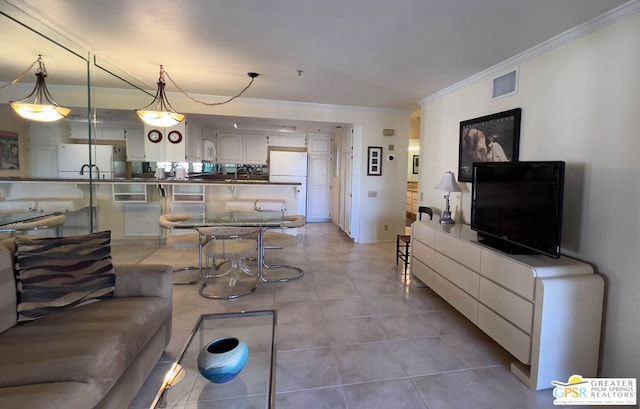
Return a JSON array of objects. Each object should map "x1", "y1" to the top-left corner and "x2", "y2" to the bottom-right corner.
[
  {"x1": 113, "y1": 184, "x2": 147, "y2": 202},
  {"x1": 180, "y1": 116, "x2": 208, "y2": 162},
  {"x1": 70, "y1": 122, "x2": 141, "y2": 141},
  {"x1": 28, "y1": 122, "x2": 70, "y2": 177},
  {"x1": 144, "y1": 121, "x2": 187, "y2": 162},
  {"x1": 216, "y1": 133, "x2": 242, "y2": 163},
  {"x1": 266, "y1": 133, "x2": 306, "y2": 148},
  {"x1": 410, "y1": 220, "x2": 604, "y2": 390},
  {"x1": 307, "y1": 134, "x2": 331, "y2": 153},
  {"x1": 243, "y1": 135, "x2": 268, "y2": 164},
  {"x1": 217, "y1": 133, "x2": 267, "y2": 164},
  {"x1": 172, "y1": 184, "x2": 205, "y2": 202},
  {"x1": 125, "y1": 127, "x2": 146, "y2": 161}
]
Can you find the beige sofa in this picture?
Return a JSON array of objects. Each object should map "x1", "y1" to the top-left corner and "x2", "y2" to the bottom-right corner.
[{"x1": 0, "y1": 244, "x2": 173, "y2": 409}]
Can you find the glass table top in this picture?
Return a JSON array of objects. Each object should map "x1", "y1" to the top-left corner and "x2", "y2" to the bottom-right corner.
[{"x1": 150, "y1": 310, "x2": 277, "y2": 409}]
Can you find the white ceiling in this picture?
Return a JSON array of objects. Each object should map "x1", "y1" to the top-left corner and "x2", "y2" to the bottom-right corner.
[{"x1": 0, "y1": 0, "x2": 631, "y2": 129}]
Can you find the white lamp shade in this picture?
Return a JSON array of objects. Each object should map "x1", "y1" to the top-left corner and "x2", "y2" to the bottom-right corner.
[{"x1": 435, "y1": 171, "x2": 461, "y2": 193}]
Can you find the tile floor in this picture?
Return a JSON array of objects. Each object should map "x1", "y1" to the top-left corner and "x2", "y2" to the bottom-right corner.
[{"x1": 114, "y1": 222, "x2": 583, "y2": 409}]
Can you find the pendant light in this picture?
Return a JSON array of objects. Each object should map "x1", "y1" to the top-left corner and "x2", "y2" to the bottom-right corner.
[
  {"x1": 136, "y1": 65, "x2": 260, "y2": 127},
  {"x1": 136, "y1": 65, "x2": 185, "y2": 127},
  {"x1": 10, "y1": 55, "x2": 71, "y2": 122}
]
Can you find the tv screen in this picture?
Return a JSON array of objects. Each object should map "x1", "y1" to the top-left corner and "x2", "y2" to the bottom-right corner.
[{"x1": 471, "y1": 161, "x2": 565, "y2": 258}]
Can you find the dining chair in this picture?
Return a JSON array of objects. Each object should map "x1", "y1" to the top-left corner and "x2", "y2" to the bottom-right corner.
[
  {"x1": 158, "y1": 214, "x2": 203, "y2": 285},
  {"x1": 10, "y1": 214, "x2": 67, "y2": 237},
  {"x1": 198, "y1": 226, "x2": 259, "y2": 299},
  {"x1": 261, "y1": 214, "x2": 305, "y2": 282}
]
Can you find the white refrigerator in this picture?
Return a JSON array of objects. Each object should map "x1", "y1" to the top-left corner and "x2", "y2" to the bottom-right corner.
[
  {"x1": 269, "y1": 150, "x2": 308, "y2": 216},
  {"x1": 58, "y1": 144, "x2": 114, "y2": 179}
]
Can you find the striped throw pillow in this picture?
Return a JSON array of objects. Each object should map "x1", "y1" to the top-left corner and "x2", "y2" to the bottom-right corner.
[{"x1": 14, "y1": 231, "x2": 115, "y2": 322}]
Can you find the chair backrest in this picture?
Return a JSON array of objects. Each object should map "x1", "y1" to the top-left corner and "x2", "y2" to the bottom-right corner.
[
  {"x1": 12, "y1": 214, "x2": 66, "y2": 232},
  {"x1": 198, "y1": 226, "x2": 259, "y2": 240},
  {"x1": 282, "y1": 215, "x2": 305, "y2": 228},
  {"x1": 418, "y1": 206, "x2": 433, "y2": 221},
  {"x1": 159, "y1": 214, "x2": 191, "y2": 229}
]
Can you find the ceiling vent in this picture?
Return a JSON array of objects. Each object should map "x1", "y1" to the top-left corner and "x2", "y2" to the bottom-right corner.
[{"x1": 492, "y1": 69, "x2": 518, "y2": 100}]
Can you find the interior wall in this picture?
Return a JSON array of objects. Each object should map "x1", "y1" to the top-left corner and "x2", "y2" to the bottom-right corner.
[
  {"x1": 419, "y1": 11, "x2": 640, "y2": 380},
  {"x1": 0, "y1": 104, "x2": 29, "y2": 179},
  {"x1": 407, "y1": 139, "x2": 420, "y2": 182}
]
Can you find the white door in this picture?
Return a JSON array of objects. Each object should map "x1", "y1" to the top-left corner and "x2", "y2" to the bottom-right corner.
[{"x1": 307, "y1": 154, "x2": 331, "y2": 222}]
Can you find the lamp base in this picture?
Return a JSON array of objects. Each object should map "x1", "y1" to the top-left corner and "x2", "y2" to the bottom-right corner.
[{"x1": 439, "y1": 211, "x2": 455, "y2": 225}]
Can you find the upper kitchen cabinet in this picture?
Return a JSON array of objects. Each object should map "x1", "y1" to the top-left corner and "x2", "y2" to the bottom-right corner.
[
  {"x1": 266, "y1": 133, "x2": 306, "y2": 148},
  {"x1": 243, "y1": 135, "x2": 268, "y2": 164},
  {"x1": 217, "y1": 133, "x2": 267, "y2": 164},
  {"x1": 143, "y1": 118, "x2": 204, "y2": 162},
  {"x1": 125, "y1": 127, "x2": 146, "y2": 161},
  {"x1": 144, "y1": 121, "x2": 187, "y2": 162},
  {"x1": 28, "y1": 122, "x2": 71, "y2": 177},
  {"x1": 307, "y1": 133, "x2": 331, "y2": 154},
  {"x1": 70, "y1": 122, "x2": 143, "y2": 142},
  {"x1": 184, "y1": 118, "x2": 204, "y2": 162}
]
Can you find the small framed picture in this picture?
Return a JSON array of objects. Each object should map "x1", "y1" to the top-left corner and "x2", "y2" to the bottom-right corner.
[
  {"x1": 367, "y1": 146, "x2": 382, "y2": 176},
  {"x1": 412, "y1": 155, "x2": 419, "y2": 174}
]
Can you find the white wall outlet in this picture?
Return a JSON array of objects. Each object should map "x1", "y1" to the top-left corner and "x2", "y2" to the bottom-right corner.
[{"x1": 368, "y1": 190, "x2": 377, "y2": 198}]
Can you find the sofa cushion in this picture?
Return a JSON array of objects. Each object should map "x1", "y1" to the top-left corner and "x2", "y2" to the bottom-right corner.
[
  {"x1": 0, "y1": 246, "x2": 17, "y2": 334},
  {"x1": 14, "y1": 231, "x2": 115, "y2": 322},
  {"x1": 0, "y1": 296, "x2": 169, "y2": 407},
  {"x1": 0, "y1": 382, "x2": 100, "y2": 409}
]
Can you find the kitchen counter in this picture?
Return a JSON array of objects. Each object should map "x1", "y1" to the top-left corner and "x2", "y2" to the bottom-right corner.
[
  {"x1": 0, "y1": 177, "x2": 300, "y2": 186},
  {"x1": 0, "y1": 177, "x2": 303, "y2": 241}
]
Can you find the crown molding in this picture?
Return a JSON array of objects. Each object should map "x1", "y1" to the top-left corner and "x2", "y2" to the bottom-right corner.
[{"x1": 418, "y1": 0, "x2": 640, "y2": 106}]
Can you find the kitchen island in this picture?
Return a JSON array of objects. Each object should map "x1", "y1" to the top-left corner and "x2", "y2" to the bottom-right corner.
[{"x1": 0, "y1": 177, "x2": 302, "y2": 240}]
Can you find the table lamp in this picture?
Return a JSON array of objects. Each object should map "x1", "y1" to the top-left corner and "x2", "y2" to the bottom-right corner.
[{"x1": 435, "y1": 171, "x2": 461, "y2": 224}]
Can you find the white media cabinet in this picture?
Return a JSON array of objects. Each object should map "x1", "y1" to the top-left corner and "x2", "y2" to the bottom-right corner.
[{"x1": 410, "y1": 219, "x2": 604, "y2": 390}]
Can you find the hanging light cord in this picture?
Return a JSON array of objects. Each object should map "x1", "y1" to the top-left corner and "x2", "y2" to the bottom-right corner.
[
  {"x1": 163, "y1": 69, "x2": 259, "y2": 107},
  {"x1": 0, "y1": 56, "x2": 41, "y2": 91}
]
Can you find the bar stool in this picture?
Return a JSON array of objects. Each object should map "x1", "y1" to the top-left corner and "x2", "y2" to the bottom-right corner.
[
  {"x1": 198, "y1": 226, "x2": 259, "y2": 299},
  {"x1": 396, "y1": 206, "x2": 433, "y2": 275},
  {"x1": 158, "y1": 214, "x2": 202, "y2": 285}
]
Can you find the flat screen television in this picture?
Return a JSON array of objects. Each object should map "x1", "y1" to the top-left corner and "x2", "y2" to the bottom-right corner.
[{"x1": 471, "y1": 161, "x2": 565, "y2": 258}]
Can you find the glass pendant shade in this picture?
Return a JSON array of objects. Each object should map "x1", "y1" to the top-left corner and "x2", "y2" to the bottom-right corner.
[
  {"x1": 11, "y1": 62, "x2": 71, "y2": 122},
  {"x1": 136, "y1": 67, "x2": 184, "y2": 127}
]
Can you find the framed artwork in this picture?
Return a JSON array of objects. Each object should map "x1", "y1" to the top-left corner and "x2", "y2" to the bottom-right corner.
[
  {"x1": 367, "y1": 146, "x2": 382, "y2": 176},
  {"x1": 458, "y1": 108, "x2": 521, "y2": 182},
  {"x1": 412, "y1": 155, "x2": 419, "y2": 174},
  {"x1": 0, "y1": 131, "x2": 19, "y2": 170}
]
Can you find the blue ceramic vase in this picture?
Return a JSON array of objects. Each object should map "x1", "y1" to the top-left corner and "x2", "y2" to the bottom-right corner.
[{"x1": 197, "y1": 337, "x2": 249, "y2": 384}]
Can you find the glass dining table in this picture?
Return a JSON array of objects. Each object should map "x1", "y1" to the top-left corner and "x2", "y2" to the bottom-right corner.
[
  {"x1": 0, "y1": 210, "x2": 59, "y2": 232},
  {"x1": 174, "y1": 211, "x2": 297, "y2": 283}
]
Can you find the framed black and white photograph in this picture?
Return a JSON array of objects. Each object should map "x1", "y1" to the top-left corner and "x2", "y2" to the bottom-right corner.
[
  {"x1": 458, "y1": 108, "x2": 521, "y2": 182},
  {"x1": 412, "y1": 155, "x2": 419, "y2": 174},
  {"x1": 367, "y1": 146, "x2": 382, "y2": 176},
  {"x1": 0, "y1": 131, "x2": 19, "y2": 170}
]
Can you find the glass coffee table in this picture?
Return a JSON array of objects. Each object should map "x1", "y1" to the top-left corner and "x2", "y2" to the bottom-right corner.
[{"x1": 150, "y1": 310, "x2": 277, "y2": 409}]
